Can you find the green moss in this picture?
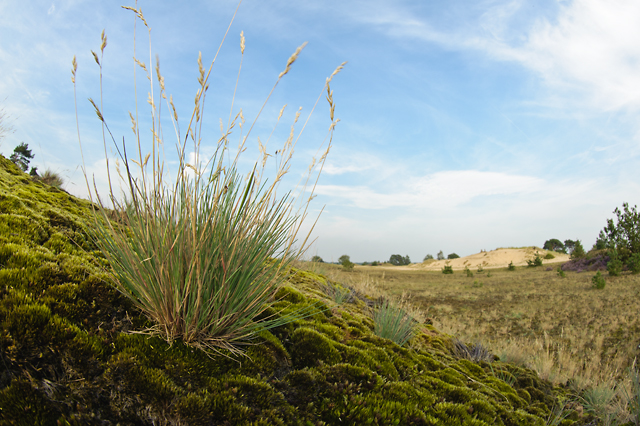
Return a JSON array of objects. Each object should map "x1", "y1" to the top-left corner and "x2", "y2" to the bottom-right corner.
[{"x1": 290, "y1": 327, "x2": 341, "y2": 368}]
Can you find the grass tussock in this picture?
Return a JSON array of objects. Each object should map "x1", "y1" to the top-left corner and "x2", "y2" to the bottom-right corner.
[{"x1": 73, "y1": 4, "x2": 344, "y2": 356}]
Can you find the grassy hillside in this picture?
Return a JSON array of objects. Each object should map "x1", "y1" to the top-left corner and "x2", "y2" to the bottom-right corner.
[
  {"x1": 0, "y1": 154, "x2": 592, "y2": 425},
  {"x1": 313, "y1": 260, "x2": 640, "y2": 422}
]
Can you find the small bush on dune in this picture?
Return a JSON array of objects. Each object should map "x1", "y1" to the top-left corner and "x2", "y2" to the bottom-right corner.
[
  {"x1": 442, "y1": 265, "x2": 453, "y2": 274},
  {"x1": 464, "y1": 266, "x2": 473, "y2": 277},
  {"x1": 544, "y1": 253, "x2": 555, "y2": 259},
  {"x1": 527, "y1": 253, "x2": 543, "y2": 267},
  {"x1": 507, "y1": 261, "x2": 515, "y2": 271}
]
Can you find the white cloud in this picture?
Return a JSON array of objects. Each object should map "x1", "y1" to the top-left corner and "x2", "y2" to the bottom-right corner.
[
  {"x1": 47, "y1": 4, "x2": 55, "y2": 15},
  {"x1": 315, "y1": 170, "x2": 545, "y2": 210}
]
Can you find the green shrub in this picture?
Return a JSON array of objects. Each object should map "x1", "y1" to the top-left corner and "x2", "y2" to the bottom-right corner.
[
  {"x1": 447, "y1": 253, "x2": 460, "y2": 259},
  {"x1": 571, "y1": 240, "x2": 586, "y2": 259},
  {"x1": 556, "y1": 268, "x2": 566, "y2": 278},
  {"x1": 544, "y1": 253, "x2": 555, "y2": 259},
  {"x1": 592, "y1": 271, "x2": 606, "y2": 289},
  {"x1": 600, "y1": 202, "x2": 640, "y2": 258},
  {"x1": 464, "y1": 267, "x2": 473, "y2": 277},
  {"x1": 507, "y1": 261, "x2": 516, "y2": 271},
  {"x1": 423, "y1": 254, "x2": 434, "y2": 261},
  {"x1": 607, "y1": 250, "x2": 623, "y2": 276},
  {"x1": 627, "y1": 252, "x2": 640, "y2": 274},
  {"x1": 311, "y1": 255, "x2": 324, "y2": 263},
  {"x1": 38, "y1": 170, "x2": 64, "y2": 189},
  {"x1": 527, "y1": 254, "x2": 543, "y2": 267},
  {"x1": 339, "y1": 254, "x2": 355, "y2": 271},
  {"x1": 75, "y1": 15, "x2": 344, "y2": 356},
  {"x1": 372, "y1": 300, "x2": 415, "y2": 346},
  {"x1": 442, "y1": 265, "x2": 453, "y2": 274},
  {"x1": 477, "y1": 264, "x2": 484, "y2": 273}
]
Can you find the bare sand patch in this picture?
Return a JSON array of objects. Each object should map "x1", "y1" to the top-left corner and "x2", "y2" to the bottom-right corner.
[{"x1": 380, "y1": 247, "x2": 570, "y2": 271}]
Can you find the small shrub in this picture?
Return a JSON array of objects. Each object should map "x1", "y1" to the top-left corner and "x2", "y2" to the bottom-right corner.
[
  {"x1": 507, "y1": 261, "x2": 515, "y2": 271},
  {"x1": 486, "y1": 271, "x2": 492, "y2": 277},
  {"x1": 38, "y1": 170, "x2": 64, "y2": 189},
  {"x1": 371, "y1": 261, "x2": 379, "y2": 266},
  {"x1": 592, "y1": 271, "x2": 606, "y2": 289},
  {"x1": 452, "y1": 339, "x2": 493, "y2": 363},
  {"x1": 571, "y1": 240, "x2": 586, "y2": 259},
  {"x1": 477, "y1": 265, "x2": 484, "y2": 273},
  {"x1": 627, "y1": 252, "x2": 640, "y2": 274},
  {"x1": 442, "y1": 265, "x2": 453, "y2": 274},
  {"x1": 472, "y1": 280, "x2": 483, "y2": 288},
  {"x1": 447, "y1": 253, "x2": 460, "y2": 259},
  {"x1": 544, "y1": 253, "x2": 555, "y2": 259},
  {"x1": 464, "y1": 267, "x2": 473, "y2": 277},
  {"x1": 556, "y1": 268, "x2": 566, "y2": 278},
  {"x1": 339, "y1": 254, "x2": 355, "y2": 271},
  {"x1": 607, "y1": 250, "x2": 623, "y2": 276},
  {"x1": 311, "y1": 255, "x2": 324, "y2": 263},
  {"x1": 527, "y1": 254, "x2": 543, "y2": 267},
  {"x1": 423, "y1": 254, "x2": 434, "y2": 261},
  {"x1": 372, "y1": 300, "x2": 415, "y2": 346}
]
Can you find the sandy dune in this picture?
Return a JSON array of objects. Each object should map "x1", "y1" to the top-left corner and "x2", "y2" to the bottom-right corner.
[{"x1": 404, "y1": 247, "x2": 570, "y2": 271}]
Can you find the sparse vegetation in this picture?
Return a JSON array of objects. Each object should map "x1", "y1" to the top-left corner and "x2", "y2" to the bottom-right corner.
[
  {"x1": 527, "y1": 253, "x2": 544, "y2": 267},
  {"x1": 507, "y1": 261, "x2": 516, "y2": 271},
  {"x1": 442, "y1": 265, "x2": 453, "y2": 274}
]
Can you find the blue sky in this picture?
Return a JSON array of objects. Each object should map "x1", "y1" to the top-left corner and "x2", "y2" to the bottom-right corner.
[{"x1": 2, "y1": 0, "x2": 640, "y2": 263}]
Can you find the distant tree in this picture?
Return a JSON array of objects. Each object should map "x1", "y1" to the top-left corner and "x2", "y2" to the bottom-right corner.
[
  {"x1": 423, "y1": 254, "x2": 434, "y2": 261},
  {"x1": 570, "y1": 240, "x2": 586, "y2": 260},
  {"x1": 543, "y1": 239, "x2": 565, "y2": 253},
  {"x1": 371, "y1": 261, "x2": 380, "y2": 266},
  {"x1": 338, "y1": 254, "x2": 354, "y2": 270},
  {"x1": 389, "y1": 254, "x2": 411, "y2": 266},
  {"x1": 447, "y1": 253, "x2": 460, "y2": 259},
  {"x1": 564, "y1": 239, "x2": 576, "y2": 255},
  {"x1": 311, "y1": 255, "x2": 324, "y2": 263},
  {"x1": 437, "y1": 250, "x2": 445, "y2": 261},
  {"x1": 10, "y1": 142, "x2": 34, "y2": 172},
  {"x1": 600, "y1": 203, "x2": 640, "y2": 259}
]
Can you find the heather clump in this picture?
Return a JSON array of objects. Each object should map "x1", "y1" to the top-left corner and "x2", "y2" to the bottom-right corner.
[{"x1": 562, "y1": 253, "x2": 609, "y2": 272}]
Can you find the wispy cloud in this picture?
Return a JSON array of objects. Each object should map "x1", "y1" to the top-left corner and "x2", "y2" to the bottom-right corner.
[{"x1": 316, "y1": 170, "x2": 545, "y2": 210}]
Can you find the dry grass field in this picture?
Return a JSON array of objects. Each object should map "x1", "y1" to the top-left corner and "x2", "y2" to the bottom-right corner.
[{"x1": 305, "y1": 258, "x2": 640, "y2": 392}]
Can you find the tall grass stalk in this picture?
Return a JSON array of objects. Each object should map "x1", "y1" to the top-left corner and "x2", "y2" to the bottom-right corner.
[{"x1": 73, "y1": 2, "x2": 345, "y2": 356}]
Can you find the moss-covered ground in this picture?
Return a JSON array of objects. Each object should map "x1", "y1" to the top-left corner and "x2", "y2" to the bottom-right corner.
[{"x1": 0, "y1": 155, "x2": 590, "y2": 425}]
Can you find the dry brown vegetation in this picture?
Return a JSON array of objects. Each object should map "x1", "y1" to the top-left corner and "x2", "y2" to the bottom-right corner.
[{"x1": 305, "y1": 259, "x2": 640, "y2": 393}]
